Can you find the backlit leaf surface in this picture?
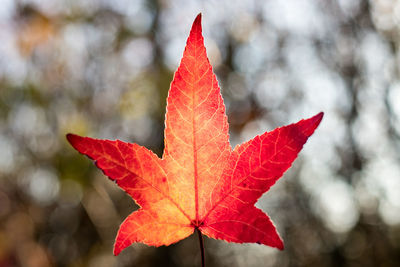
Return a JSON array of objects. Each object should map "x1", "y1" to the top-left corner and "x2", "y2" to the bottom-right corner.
[{"x1": 67, "y1": 14, "x2": 323, "y2": 255}]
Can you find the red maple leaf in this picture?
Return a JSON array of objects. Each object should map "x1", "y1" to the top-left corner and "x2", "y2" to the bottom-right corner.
[{"x1": 67, "y1": 14, "x2": 323, "y2": 255}]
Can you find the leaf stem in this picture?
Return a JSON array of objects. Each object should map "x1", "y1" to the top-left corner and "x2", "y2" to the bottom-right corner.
[{"x1": 196, "y1": 228, "x2": 205, "y2": 267}]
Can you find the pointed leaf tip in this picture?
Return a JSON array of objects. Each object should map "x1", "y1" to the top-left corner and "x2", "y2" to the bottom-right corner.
[
  {"x1": 190, "y1": 13, "x2": 202, "y2": 34},
  {"x1": 66, "y1": 133, "x2": 80, "y2": 146},
  {"x1": 194, "y1": 13, "x2": 202, "y2": 25},
  {"x1": 309, "y1": 112, "x2": 324, "y2": 133},
  {"x1": 314, "y1": 112, "x2": 324, "y2": 125},
  {"x1": 113, "y1": 244, "x2": 121, "y2": 256},
  {"x1": 277, "y1": 240, "x2": 284, "y2": 250},
  {"x1": 300, "y1": 112, "x2": 324, "y2": 137},
  {"x1": 66, "y1": 133, "x2": 89, "y2": 155}
]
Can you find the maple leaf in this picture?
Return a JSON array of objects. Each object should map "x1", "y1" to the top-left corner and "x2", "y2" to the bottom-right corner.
[{"x1": 67, "y1": 14, "x2": 323, "y2": 255}]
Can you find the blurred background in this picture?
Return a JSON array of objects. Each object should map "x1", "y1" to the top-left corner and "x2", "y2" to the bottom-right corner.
[{"x1": 0, "y1": 0, "x2": 399, "y2": 266}]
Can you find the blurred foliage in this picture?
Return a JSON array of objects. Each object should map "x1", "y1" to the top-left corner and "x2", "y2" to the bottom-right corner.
[{"x1": 1, "y1": 0, "x2": 400, "y2": 266}]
